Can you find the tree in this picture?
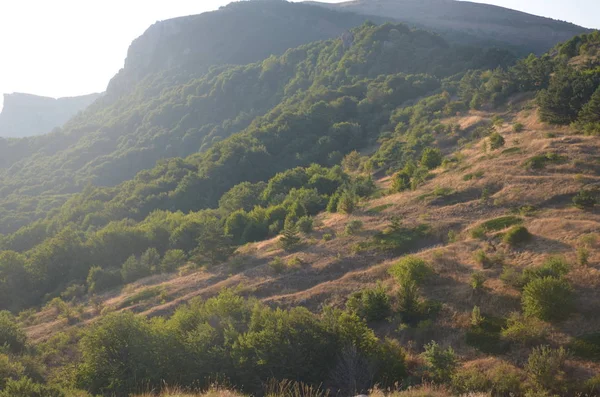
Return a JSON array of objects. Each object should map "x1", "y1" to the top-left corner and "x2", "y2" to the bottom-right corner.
[
  {"x1": 280, "y1": 223, "x2": 301, "y2": 251},
  {"x1": 391, "y1": 171, "x2": 411, "y2": 192},
  {"x1": 423, "y1": 341, "x2": 457, "y2": 383},
  {"x1": 488, "y1": 132, "x2": 505, "y2": 150},
  {"x1": 160, "y1": 250, "x2": 187, "y2": 273},
  {"x1": 420, "y1": 148, "x2": 442, "y2": 169},
  {"x1": 196, "y1": 218, "x2": 234, "y2": 266},
  {"x1": 140, "y1": 248, "x2": 161, "y2": 274},
  {"x1": 337, "y1": 190, "x2": 358, "y2": 214},
  {"x1": 522, "y1": 277, "x2": 574, "y2": 322},
  {"x1": 0, "y1": 311, "x2": 27, "y2": 354},
  {"x1": 121, "y1": 255, "x2": 150, "y2": 283},
  {"x1": 225, "y1": 210, "x2": 252, "y2": 244}
]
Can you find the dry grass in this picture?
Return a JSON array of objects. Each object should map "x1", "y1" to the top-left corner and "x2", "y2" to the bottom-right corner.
[{"x1": 25, "y1": 106, "x2": 600, "y2": 381}]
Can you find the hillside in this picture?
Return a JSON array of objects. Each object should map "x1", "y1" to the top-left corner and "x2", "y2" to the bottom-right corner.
[
  {"x1": 307, "y1": 0, "x2": 589, "y2": 54},
  {"x1": 0, "y1": 7, "x2": 598, "y2": 397},
  {"x1": 20, "y1": 102, "x2": 600, "y2": 396},
  {"x1": 0, "y1": 92, "x2": 100, "y2": 138}
]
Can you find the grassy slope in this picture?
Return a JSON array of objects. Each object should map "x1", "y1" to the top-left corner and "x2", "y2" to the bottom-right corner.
[{"x1": 24, "y1": 100, "x2": 600, "y2": 379}]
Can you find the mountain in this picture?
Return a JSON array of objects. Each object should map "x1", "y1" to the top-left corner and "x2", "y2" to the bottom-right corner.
[
  {"x1": 0, "y1": 92, "x2": 101, "y2": 138},
  {"x1": 106, "y1": 0, "x2": 389, "y2": 97},
  {"x1": 0, "y1": 1, "x2": 598, "y2": 394},
  {"x1": 0, "y1": 1, "x2": 513, "y2": 236},
  {"x1": 306, "y1": 0, "x2": 589, "y2": 54}
]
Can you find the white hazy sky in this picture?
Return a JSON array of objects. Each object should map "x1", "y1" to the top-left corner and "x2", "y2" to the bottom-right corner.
[{"x1": 0, "y1": 0, "x2": 598, "y2": 109}]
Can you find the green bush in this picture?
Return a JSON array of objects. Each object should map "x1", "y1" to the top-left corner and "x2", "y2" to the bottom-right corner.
[
  {"x1": 452, "y1": 366, "x2": 492, "y2": 395},
  {"x1": 466, "y1": 315, "x2": 508, "y2": 354},
  {"x1": 513, "y1": 122, "x2": 525, "y2": 132},
  {"x1": 160, "y1": 249, "x2": 187, "y2": 273},
  {"x1": 522, "y1": 277, "x2": 574, "y2": 322},
  {"x1": 269, "y1": 257, "x2": 286, "y2": 274},
  {"x1": 502, "y1": 312, "x2": 549, "y2": 346},
  {"x1": 344, "y1": 219, "x2": 363, "y2": 236},
  {"x1": 0, "y1": 377, "x2": 64, "y2": 397},
  {"x1": 337, "y1": 190, "x2": 358, "y2": 214},
  {"x1": 573, "y1": 188, "x2": 598, "y2": 209},
  {"x1": 86, "y1": 266, "x2": 123, "y2": 294},
  {"x1": 521, "y1": 256, "x2": 570, "y2": 285},
  {"x1": 389, "y1": 256, "x2": 433, "y2": 285},
  {"x1": 421, "y1": 148, "x2": 443, "y2": 170},
  {"x1": 423, "y1": 341, "x2": 457, "y2": 383},
  {"x1": 121, "y1": 255, "x2": 151, "y2": 283},
  {"x1": 503, "y1": 225, "x2": 532, "y2": 246},
  {"x1": 346, "y1": 284, "x2": 391, "y2": 322},
  {"x1": 524, "y1": 152, "x2": 567, "y2": 169},
  {"x1": 279, "y1": 223, "x2": 302, "y2": 251},
  {"x1": 526, "y1": 346, "x2": 569, "y2": 393},
  {"x1": 0, "y1": 311, "x2": 27, "y2": 354},
  {"x1": 570, "y1": 332, "x2": 600, "y2": 362},
  {"x1": 470, "y1": 272, "x2": 487, "y2": 290},
  {"x1": 296, "y1": 216, "x2": 314, "y2": 234},
  {"x1": 391, "y1": 171, "x2": 411, "y2": 192},
  {"x1": 489, "y1": 132, "x2": 506, "y2": 150}
]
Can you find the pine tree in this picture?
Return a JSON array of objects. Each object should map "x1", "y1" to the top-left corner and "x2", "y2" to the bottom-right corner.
[{"x1": 280, "y1": 223, "x2": 301, "y2": 251}]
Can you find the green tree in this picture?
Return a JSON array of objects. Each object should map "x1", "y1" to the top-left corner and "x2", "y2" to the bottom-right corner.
[
  {"x1": 423, "y1": 341, "x2": 457, "y2": 383},
  {"x1": 160, "y1": 250, "x2": 187, "y2": 273},
  {"x1": 522, "y1": 277, "x2": 574, "y2": 322},
  {"x1": 420, "y1": 148, "x2": 442, "y2": 169},
  {"x1": 0, "y1": 311, "x2": 27, "y2": 354},
  {"x1": 280, "y1": 223, "x2": 301, "y2": 251}
]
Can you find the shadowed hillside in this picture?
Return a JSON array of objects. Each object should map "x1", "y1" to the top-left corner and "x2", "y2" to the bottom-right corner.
[{"x1": 307, "y1": 0, "x2": 589, "y2": 54}]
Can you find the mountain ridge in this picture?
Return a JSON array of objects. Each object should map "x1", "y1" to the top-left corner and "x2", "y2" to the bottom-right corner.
[{"x1": 0, "y1": 92, "x2": 101, "y2": 138}]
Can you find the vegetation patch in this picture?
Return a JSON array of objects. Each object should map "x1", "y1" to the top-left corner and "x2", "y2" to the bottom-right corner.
[
  {"x1": 119, "y1": 287, "x2": 164, "y2": 309},
  {"x1": 570, "y1": 333, "x2": 600, "y2": 362},
  {"x1": 523, "y1": 152, "x2": 567, "y2": 169},
  {"x1": 470, "y1": 216, "x2": 523, "y2": 238},
  {"x1": 503, "y1": 225, "x2": 532, "y2": 246},
  {"x1": 466, "y1": 315, "x2": 509, "y2": 354},
  {"x1": 366, "y1": 204, "x2": 393, "y2": 214}
]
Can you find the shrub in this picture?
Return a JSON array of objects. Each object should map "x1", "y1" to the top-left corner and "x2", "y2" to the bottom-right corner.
[
  {"x1": 570, "y1": 332, "x2": 600, "y2": 362},
  {"x1": 397, "y1": 280, "x2": 421, "y2": 323},
  {"x1": 391, "y1": 171, "x2": 411, "y2": 192},
  {"x1": 577, "y1": 246, "x2": 590, "y2": 266},
  {"x1": 522, "y1": 277, "x2": 574, "y2": 322},
  {"x1": 423, "y1": 341, "x2": 457, "y2": 383},
  {"x1": 120, "y1": 287, "x2": 163, "y2": 308},
  {"x1": 470, "y1": 272, "x2": 486, "y2": 290},
  {"x1": 160, "y1": 249, "x2": 187, "y2": 273},
  {"x1": 389, "y1": 256, "x2": 432, "y2": 285},
  {"x1": 296, "y1": 216, "x2": 314, "y2": 234},
  {"x1": 346, "y1": 284, "x2": 391, "y2": 322},
  {"x1": 121, "y1": 255, "x2": 151, "y2": 283},
  {"x1": 60, "y1": 284, "x2": 86, "y2": 301},
  {"x1": 452, "y1": 366, "x2": 492, "y2": 395},
  {"x1": 269, "y1": 257, "x2": 286, "y2": 274},
  {"x1": 322, "y1": 233, "x2": 334, "y2": 242},
  {"x1": 473, "y1": 250, "x2": 490, "y2": 268},
  {"x1": 524, "y1": 152, "x2": 567, "y2": 169},
  {"x1": 513, "y1": 122, "x2": 525, "y2": 132},
  {"x1": 573, "y1": 188, "x2": 598, "y2": 209},
  {"x1": 503, "y1": 225, "x2": 532, "y2": 246},
  {"x1": 526, "y1": 346, "x2": 569, "y2": 393},
  {"x1": 344, "y1": 219, "x2": 363, "y2": 236},
  {"x1": 0, "y1": 377, "x2": 64, "y2": 397},
  {"x1": 502, "y1": 312, "x2": 549, "y2": 346},
  {"x1": 471, "y1": 306, "x2": 484, "y2": 327},
  {"x1": 337, "y1": 190, "x2": 358, "y2": 214},
  {"x1": 86, "y1": 266, "x2": 123, "y2": 294},
  {"x1": 0, "y1": 311, "x2": 27, "y2": 353},
  {"x1": 489, "y1": 132, "x2": 506, "y2": 150},
  {"x1": 521, "y1": 256, "x2": 570, "y2": 285},
  {"x1": 421, "y1": 148, "x2": 443, "y2": 170},
  {"x1": 488, "y1": 363, "x2": 524, "y2": 396}
]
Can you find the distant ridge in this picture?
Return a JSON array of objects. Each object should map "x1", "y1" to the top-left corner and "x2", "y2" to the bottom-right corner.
[
  {"x1": 306, "y1": 0, "x2": 589, "y2": 54},
  {"x1": 0, "y1": 92, "x2": 101, "y2": 138}
]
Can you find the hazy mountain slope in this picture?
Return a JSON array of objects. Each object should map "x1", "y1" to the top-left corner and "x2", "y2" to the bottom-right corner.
[
  {"x1": 105, "y1": 0, "x2": 389, "y2": 97},
  {"x1": 307, "y1": 0, "x2": 589, "y2": 54},
  {"x1": 0, "y1": 92, "x2": 100, "y2": 138}
]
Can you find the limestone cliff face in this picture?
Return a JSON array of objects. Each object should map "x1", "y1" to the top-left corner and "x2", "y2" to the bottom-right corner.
[
  {"x1": 105, "y1": 0, "x2": 384, "y2": 97},
  {"x1": 0, "y1": 92, "x2": 101, "y2": 138}
]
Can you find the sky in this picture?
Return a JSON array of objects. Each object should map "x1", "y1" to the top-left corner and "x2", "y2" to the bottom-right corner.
[{"x1": 0, "y1": 0, "x2": 598, "y2": 110}]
